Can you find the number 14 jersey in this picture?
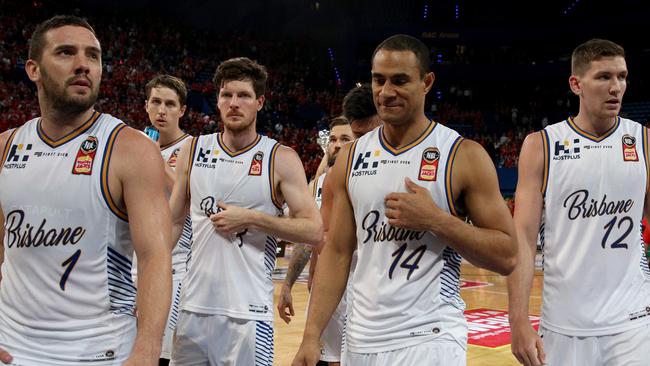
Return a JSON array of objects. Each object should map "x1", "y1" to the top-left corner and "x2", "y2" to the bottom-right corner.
[
  {"x1": 345, "y1": 121, "x2": 467, "y2": 353},
  {"x1": 541, "y1": 116, "x2": 650, "y2": 336}
]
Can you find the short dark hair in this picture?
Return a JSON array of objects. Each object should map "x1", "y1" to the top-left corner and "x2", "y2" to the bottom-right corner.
[
  {"x1": 145, "y1": 75, "x2": 188, "y2": 106},
  {"x1": 372, "y1": 34, "x2": 430, "y2": 77},
  {"x1": 572, "y1": 39, "x2": 625, "y2": 76},
  {"x1": 213, "y1": 57, "x2": 268, "y2": 98},
  {"x1": 329, "y1": 116, "x2": 349, "y2": 130},
  {"x1": 29, "y1": 15, "x2": 97, "y2": 61},
  {"x1": 342, "y1": 84, "x2": 376, "y2": 121}
]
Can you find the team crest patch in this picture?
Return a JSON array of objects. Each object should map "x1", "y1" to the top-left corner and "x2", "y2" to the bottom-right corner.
[
  {"x1": 249, "y1": 151, "x2": 264, "y2": 176},
  {"x1": 622, "y1": 134, "x2": 638, "y2": 162},
  {"x1": 72, "y1": 136, "x2": 98, "y2": 175},
  {"x1": 167, "y1": 147, "x2": 180, "y2": 168},
  {"x1": 419, "y1": 147, "x2": 440, "y2": 181}
]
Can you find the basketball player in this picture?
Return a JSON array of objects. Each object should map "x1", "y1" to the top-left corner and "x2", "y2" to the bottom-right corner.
[
  {"x1": 342, "y1": 83, "x2": 382, "y2": 139},
  {"x1": 509, "y1": 39, "x2": 650, "y2": 366},
  {"x1": 278, "y1": 117, "x2": 353, "y2": 365},
  {"x1": 293, "y1": 34, "x2": 517, "y2": 366},
  {"x1": 0, "y1": 16, "x2": 172, "y2": 365},
  {"x1": 168, "y1": 57, "x2": 322, "y2": 365},
  {"x1": 141, "y1": 74, "x2": 193, "y2": 365}
]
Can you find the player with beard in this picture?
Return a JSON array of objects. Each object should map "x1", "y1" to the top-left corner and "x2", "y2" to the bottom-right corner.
[
  {"x1": 278, "y1": 116, "x2": 353, "y2": 366},
  {"x1": 0, "y1": 15, "x2": 172, "y2": 366},
  {"x1": 168, "y1": 57, "x2": 322, "y2": 365}
]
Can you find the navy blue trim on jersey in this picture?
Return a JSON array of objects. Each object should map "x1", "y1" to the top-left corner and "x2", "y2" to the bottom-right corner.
[
  {"x1": 541, "y1": 129, "x2": 551, "y2": 197},
  {"x1": 100, "y1": 123, "x2": 128, "y2": 222},
  {"x1": 440, "y1": 246, "x2": 465, "y2": 310},
  {"x1": 264, "y1": 236, "x2": 278, "y2": 280},
  {"x1": 37, "y1": 111, "x2": 100, "y2": 148},
  {"x1": 217, "y1": 133, "x2": 261, "y2": 158},
  {"x1": 378, "y1": 120, "x2": 437, "y2": 156},
  {"x1": 566, "y1": 116, "x2": 620, "y2": 143},
  {"x1": 186, "y1": 137, "x2": 199, "y2": 200},
  {"x1": 0, "y1": 127, "x2": 19, "y2": 167},
  {"x1": 107, "y1": 247, "x2": 136, "y2": 315},
  {"x1": 268, "y1": 143, "x2": 283, "y2": 210},
  {"x1": 344, "y1": 140, "x2": 359, "y2": 198},
  {"x1": 444, "y1": 136, "x2": 464, "y2": 216}
]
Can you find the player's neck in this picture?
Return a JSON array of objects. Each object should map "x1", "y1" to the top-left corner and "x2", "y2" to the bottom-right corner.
[
  {"x1": 222, "y1": 126, "x2": 259, "y2": 151},
  {"x1": 39, "y1": 105, "x2": 96, "y2": 141},
  {"x1": 572, "y1": 111, "x2": 617, "y2": 137},
  {"x1": 382, "y1": 114, "x2": 431, "y2": 149},
  {"x1": 158, "y1": 126, "x2": 185, "y2": 147}
]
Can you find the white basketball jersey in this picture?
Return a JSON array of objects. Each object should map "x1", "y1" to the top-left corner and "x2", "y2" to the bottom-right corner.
[
  {"x1": 132, "y1": 134, "x2": 193, "y2": 280},
  {"x1": 182, "y1": 133, "x2": 282, "y2": 321},
  {"x1": 345, "y1": 121, "x2": 467, "y2": 353},
  {"x1": 314, "y1": 170, "x2": 357, "y2": 293},
  {"x1": 0, "y1": 112, "x2": 136, "y2": 362},
  {"x1": 540, "y1": 116, "x2": 650, "y2": 336}
]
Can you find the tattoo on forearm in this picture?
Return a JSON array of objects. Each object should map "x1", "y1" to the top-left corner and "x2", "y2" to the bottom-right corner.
[{"x1": 285, "y1": 244, "x2": 313, "y2": 287}]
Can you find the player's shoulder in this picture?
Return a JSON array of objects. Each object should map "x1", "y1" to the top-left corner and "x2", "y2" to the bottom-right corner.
[
  {"x1": 0, "y1": 128, "x2": 16, "y2": 145},
  {"x1": 112, "y1": 125, "x2": 161, "y2": 160}
]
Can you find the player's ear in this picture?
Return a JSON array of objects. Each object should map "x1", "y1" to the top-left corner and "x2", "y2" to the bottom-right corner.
[
  {"x1": 569, "y1": 75, "x2": 582, "y2": 96},
  {"x1": 257, "y1": 95, "x2": 265, "y2": 111},
  {"x1": 423, "y1": 72, "x2": 435, "y2": 94}
]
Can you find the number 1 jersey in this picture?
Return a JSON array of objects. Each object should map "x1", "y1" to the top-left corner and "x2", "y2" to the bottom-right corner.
[{"x1": 0, "y1": 113, "x2": 136, "y2": 363}]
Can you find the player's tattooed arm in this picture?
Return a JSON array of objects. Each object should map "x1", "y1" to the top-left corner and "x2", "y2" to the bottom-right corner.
[
  {"x1": 278, "y1": 241, "x2": 313, "y2": 324},
  {"x1": 285, "y1": 244, "x2": 313, "y2": 288}
]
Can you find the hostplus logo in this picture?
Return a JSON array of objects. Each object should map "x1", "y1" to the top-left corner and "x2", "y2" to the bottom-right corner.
[
  {"x1": 553, "y1": 138, "x2": 581, "y2": 161},
  {"x1": 352, "y1": 150, "x2": 381, "y2": 177},
  {"x1": 4, "y1": 143, "x2": 32, "y2": 169},
  {"x1": 195, "y1": 147, "x2": 219, "y2": 168}
]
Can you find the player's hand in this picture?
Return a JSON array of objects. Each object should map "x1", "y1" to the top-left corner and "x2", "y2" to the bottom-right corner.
[
  {"x1": 123, "y1": 346, "x2": 159, "y2": 366},
  {"x1": 277, "y1": 283, "x2": 295, "y2": 324},
  {"x1": 291, "y1": 338, "x2": 321, "y2": 366},
  {"x1": 510, "y1": 322, "x2": 545, "y2": 366},
  {"x1": 384, "y1": 177, "x2": 444, "y2": 231},
  {"x1": 210, "y1": 202, "x2": 252, "y2": 235},
  {"x1": 0, "y1": 347, "x2": 13, "y2": 364}
]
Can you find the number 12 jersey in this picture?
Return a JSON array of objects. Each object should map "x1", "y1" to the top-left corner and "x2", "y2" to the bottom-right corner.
[{"x1": 540, "y1": 116, "x2": 650, "y2": 336}]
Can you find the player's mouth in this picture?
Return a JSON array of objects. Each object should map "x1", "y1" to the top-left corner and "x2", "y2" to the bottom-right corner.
[{"x1": 69, "y1": 78, "x2": 91, "y2": 88}]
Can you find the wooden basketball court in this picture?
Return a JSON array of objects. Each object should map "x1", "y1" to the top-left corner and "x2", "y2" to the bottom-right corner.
[{"x1": 272, "y1": 257, "x2": 544, "y2": 365}]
